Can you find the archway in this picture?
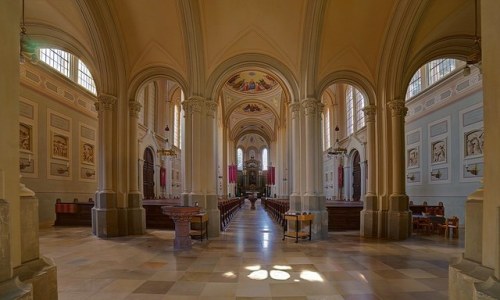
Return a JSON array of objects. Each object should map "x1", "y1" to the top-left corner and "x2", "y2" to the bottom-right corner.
[
  {"x1": 352, "y1": 150, "x2": 361, "y2": 201},
  {"x1": 143, "y1": 147, "x2": 155, "y2": 199}
]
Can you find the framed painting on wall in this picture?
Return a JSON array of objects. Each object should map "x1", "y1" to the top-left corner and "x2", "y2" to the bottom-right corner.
[
  {"x1": 80, "y1": 142, "x2": 95, "y2": 165},
  {"x1": 464, "y1": 128, "x2": 484, "y2": 158},
  {"x1": 431, "y1": 139, "x2": 447, "y2": 165},
  {"x1": 407, "y1": 147, "x2": 419, "y2": 169},
  {"x1": 20, "y1": 123, "x2": 32, "y2": 152},
  {"x1": 51, "y1": 132, "x2": 69, "y2": 160}
]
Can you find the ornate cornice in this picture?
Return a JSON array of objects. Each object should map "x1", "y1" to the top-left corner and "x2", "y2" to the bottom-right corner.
[
  {"x1": 363, "y1": 105, "x2": 377, "y2": 122},
  {"x1": 388, "y1": 99, "x2": 407, "y2": 117},
  {"x1": 94, "y1": 94, "x2": 116, "y2": 111},
  {"x1": 129, "y1": 100, "x2": 142, "y2": 118}
]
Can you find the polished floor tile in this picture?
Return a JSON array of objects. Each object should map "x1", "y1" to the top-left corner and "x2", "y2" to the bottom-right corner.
[{"x1": 40, "y1": 199, "x2": 464, "y2": 299}]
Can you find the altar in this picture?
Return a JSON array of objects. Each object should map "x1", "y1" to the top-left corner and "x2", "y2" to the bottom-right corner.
[{"x1": 237, "y1": 157, "x2": 266, "y2": 196}]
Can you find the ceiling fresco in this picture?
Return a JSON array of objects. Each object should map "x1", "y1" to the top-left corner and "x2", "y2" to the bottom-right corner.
[{"x1": 225, "y1": 71, "x2": 278, "y2": 94}]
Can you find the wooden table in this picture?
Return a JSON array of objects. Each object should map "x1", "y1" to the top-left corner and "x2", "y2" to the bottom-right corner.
[{"x1": 283, "y1": 213, "x2": 314, "y2": 243}]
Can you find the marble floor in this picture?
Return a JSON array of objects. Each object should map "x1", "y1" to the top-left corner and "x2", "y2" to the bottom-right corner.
[{"x1": 40, "y1": 200, "x2": 464, "y2": 300}]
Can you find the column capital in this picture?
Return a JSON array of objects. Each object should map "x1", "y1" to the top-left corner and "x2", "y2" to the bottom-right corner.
[
  {"x1": 289, "y1": 102, "x2": 301, "y2": 119},
  {"x1": 363, "y1": 105, "x2": 377, "y2": 122},
  {"x1": 301, "y1": 98, "x2": 319, "y2": 116},
  {"x1": 95, "y1": 94, "x2": 117, "y2": 111},
  {"x1": 183, "y1": 96, "x2": 205, "y2": 114},
  {"x1": 205, "y1": 100, "x2": 218, "y2": 118},
  {"x1": 128, "y1": 100, "x2": 142, "y2": 118},
  {"x1": 388, "y1": 99, "x2": 407, "y2": 117}
]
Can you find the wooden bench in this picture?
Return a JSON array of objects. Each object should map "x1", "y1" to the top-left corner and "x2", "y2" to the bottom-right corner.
[{"x1": 54, "y1": 199, "x2": 93, "y2": 226}]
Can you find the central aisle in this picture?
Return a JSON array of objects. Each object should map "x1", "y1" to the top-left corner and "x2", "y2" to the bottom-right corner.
[{"x1": 40, "y1": 198, "x2": 459, "y2": 299}]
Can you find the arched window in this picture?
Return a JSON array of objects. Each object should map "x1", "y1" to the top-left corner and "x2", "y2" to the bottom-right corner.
[
  {"x1": 262, "y1": 148, "x2": 268, "y2": 170},
  {"x1": 406, "y1": 58, "x2": 462, "y2": 100},
  {"x1": 173, "y1": 104, "x2": 179, "y2": 147},
  {"x1": 346, "y1": 86, "x2": 354, "y2": 135},
  {"x1": 39, "y1": 48, "x2": 96, "y2": 95},
  {"x1": 237, "y1": 148, "x2": 243, "y2": 170},
  {"x1": 355, "y1": 89, "x2": 365, "y2": 130},
  {"x1": 323, "y1": 110, "x2": 331, "y2": 150},
  {"x1": 346, "y1": 85, "x2": 366, "y2": 135}
]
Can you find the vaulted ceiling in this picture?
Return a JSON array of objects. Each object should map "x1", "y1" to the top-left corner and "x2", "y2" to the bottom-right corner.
[{"x1": 25, "y1": 0, "x2": 477, "y2": 143}]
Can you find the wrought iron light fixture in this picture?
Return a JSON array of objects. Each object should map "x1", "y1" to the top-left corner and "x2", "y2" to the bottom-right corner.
[
  {"x1": 328, "y1": 125, "x2": 347, "y2": 157},
  {"x1": 19, "y1": 0, "x2": 37, "y2": 64},
  {"x1": 158, "y1": 124, "x2": 177, "y2": 158}
]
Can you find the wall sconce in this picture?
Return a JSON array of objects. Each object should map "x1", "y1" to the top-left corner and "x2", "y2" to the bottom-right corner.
[
  {"x1": 430, "y1": 170, "x2": 441, "y2": 179},
  {"x1": 406, "y1": 174, "x2": 415, "y2": 181},
  {"x1": 85, "y1": 170, "x2": 96, "y2": 177},
  {"x1": 57, "y1": 165, "x2": 70, "y2": 174},
  {"x1": 20, "y1": 154, "x2": 32, "y2": 170},
  {"x1": 466, "y1": 164, "x2": 479, "y2": 175}
]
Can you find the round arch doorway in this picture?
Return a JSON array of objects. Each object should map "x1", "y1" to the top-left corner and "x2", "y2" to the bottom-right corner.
[
  {"x1": 143, "y1": 147, "x2": 155, "y2": 199},
  {"x1": 352, "y1": 150, "x2": 361, "y2": 201}
]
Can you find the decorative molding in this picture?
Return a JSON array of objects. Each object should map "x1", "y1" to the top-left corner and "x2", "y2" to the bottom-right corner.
[
  {"x1": 388, "y1": 99, "x2": 408, "y2": 117},
  {"x1": 20, "y1": 63, "x2": 97, "y2": 118},
  {"x1": 363, "y1": 105, "x2": 377, "y2": 122},
  {"x1": 128, "y1": 100, "x2": 142, "y2": 118},
  {"x1": 205, "y1": 100, "x2": 217, "y2": 118},
  {"x1": 406, "y1": 67, "x2": 482, "y2": 122},
  {"x1": 301, "y1": 98, "x2": 318, "y2": 116},
  {"x1": 95, "y1": 94, "x2": 117, "y2": 111}
]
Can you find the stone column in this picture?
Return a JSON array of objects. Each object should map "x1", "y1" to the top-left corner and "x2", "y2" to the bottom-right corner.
[
  {"x1": 222, "y1": 126, "x2": 228, "y2": 197},
  {"x1": 361, "y1": 105, "x2": 379, "y2": 237},
  {"x1": 181, "y1": 99, "x2": 193, "y2": 206},
  {"x1": 204, "y1": 100, "x2": 220, "y2": 237},
  {"x1": 127, "y1": 100, "x2": 145, "y2": 234},
  {"x1": 301, "y1": 98, "x2": 327, "y2": 239},
  {"x1": 289, "y1": 103, "x2": 301, "y2": 212},
  {"x1": 92, "y1": 94, "x2": 119, "y2": 237},
  {"x1": 302, "y1": 99, "x2": 316, "y2": 196},
  {"x1": 387, "y1": 99, "x2": 410, "y2": 240},
  {"x1": 13, "y1": 183, "x2": 58, "y2": 299}
]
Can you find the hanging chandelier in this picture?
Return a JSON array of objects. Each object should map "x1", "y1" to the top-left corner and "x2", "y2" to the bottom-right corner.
[
  {"x1": 328, "y1": 125, "x2": 347, "y2": 157},
  {"x1": 157, "y1": 125, "x2": 177, "y2": 158}
]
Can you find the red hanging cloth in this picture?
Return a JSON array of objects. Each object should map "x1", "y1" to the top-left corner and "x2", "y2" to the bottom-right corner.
[{"x1": 338, "y1": 165, "x2": 344, "y2": 188}]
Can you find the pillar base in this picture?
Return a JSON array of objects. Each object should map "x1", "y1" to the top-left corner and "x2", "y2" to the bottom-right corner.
[
  {"x1": 301, "y1": 195, "x2": 328, "y2": 239},
  {"x1": 360, "y1": 195, "x2": 378, "y2": 237},
  {"x1": 202, "y1": 194, "x2": 221, "y2": 238},
  {"x1": 14, "y1": 256, "x2": 58, "y2": 300},
  {"x1": 127, "y1": 192, "x2": 145, "y2": 235},
  {"x1": 0, "y1": 277, "x2": 31, "y2": 299},
  {"x1": 387, "y1": 194, "x2": 410, "y2": 240},
  {"x1": 450, "y1": 255, "x2": 500, "y2": 300},
  {"x1": 92, "y1": 191, "x2": 120, "y2": 237}
]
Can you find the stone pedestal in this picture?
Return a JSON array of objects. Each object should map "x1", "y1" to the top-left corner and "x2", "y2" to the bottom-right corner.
[
  {"x1": 249, "y1": 195, "x2": 257, "y2": 210},
  {"x1": 162, "y1": 206, "x2": 200, "y2": 250}
]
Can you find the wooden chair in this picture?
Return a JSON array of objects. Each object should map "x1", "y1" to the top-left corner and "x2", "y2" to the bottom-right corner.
[
  {"x1": 417, "y1": 217, "x2": 433, "y2": 235},
  {"x1": 438, "y1": 216, "x2": 459, "y2": 238}
]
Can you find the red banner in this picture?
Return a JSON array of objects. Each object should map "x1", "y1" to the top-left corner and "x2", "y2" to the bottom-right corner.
[
  {"x1": 338, "y1": 165, "x2": 344, "y2": 188},
  {"x1": 270, "y1": 166, "x2": 275, "y2": 185},
  {"x1": 160, "y1": 167, "x2": 166, "y2": 187}
]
